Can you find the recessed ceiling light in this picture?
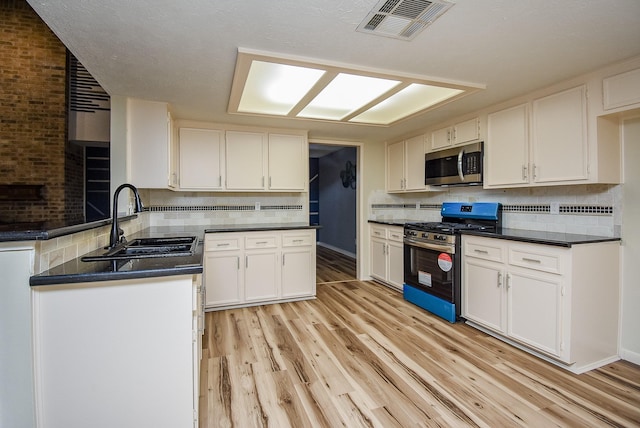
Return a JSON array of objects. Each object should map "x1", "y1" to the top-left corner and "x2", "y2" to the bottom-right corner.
[{"x1": 228, "y1": 48, "x2": 485, "y2": 126}]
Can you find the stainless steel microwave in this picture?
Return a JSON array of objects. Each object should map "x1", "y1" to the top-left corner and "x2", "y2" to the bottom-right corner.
[{"x1": 425, "y1": 142, "x2": 483, "y2": 186}]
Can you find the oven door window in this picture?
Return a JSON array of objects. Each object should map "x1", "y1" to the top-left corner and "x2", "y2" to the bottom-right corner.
[{"x1": 404, "y1": 245, "x2": 454, "y2": 302}]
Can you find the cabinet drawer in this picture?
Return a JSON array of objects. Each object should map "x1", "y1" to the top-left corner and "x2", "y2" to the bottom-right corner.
[
  {"x1": 509, "y1": 247, "x2": 563, "y2": 274},
  {"x1": 205, "y1": 235, "x2": 241, "y2": 251},
  {"x1": 370, "y1": 226, "x2": 386, "y2": 239},
  {"x1": 245, "y1": 236, "x2": 278, "y2": 249},
  {"x1": 387, "y1": 227, "x2": 404, "y2": 242},
  {"x1": 282, "y1": 233, "x2": 313, "y2": 247},
  {"x1": 465, "y1": 240, "x2": 504, "y2": 262}
]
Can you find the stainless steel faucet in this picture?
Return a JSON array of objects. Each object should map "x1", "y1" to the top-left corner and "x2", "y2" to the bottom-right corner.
[{"x1": 109, "y1": 183, "x2": 143, "y2": 248}]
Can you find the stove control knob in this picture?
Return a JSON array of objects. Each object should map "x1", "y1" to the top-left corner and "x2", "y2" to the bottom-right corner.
[{"x1": 435, "y1": 234, "x2": 446, "y2": 241}]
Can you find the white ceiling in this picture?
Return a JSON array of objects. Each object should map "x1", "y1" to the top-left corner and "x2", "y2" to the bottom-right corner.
[{"x1": 27, "y1": 0, "x2": 640, "y2": 144}]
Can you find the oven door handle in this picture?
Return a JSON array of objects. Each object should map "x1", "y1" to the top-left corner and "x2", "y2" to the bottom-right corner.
[{"x1": 404, "y1": 238, "x2": 455, "y2": 254}]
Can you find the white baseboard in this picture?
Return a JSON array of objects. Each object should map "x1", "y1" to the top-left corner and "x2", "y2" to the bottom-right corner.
[
  {"x1": 317, "y1": 242, "x2": 356, "y2": 259},
  {"x1": 620, "y1": 348, "x2": 640, "y2": 366}
]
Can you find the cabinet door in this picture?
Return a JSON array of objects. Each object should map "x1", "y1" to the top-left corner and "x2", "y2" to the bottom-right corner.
[
  {"x1": 128, "y1": 99, "x2": 170, "y2": 188},
  {"x1": 370, "y1": 238, "x2": 387, "y2": 281},
  {"x1": 431, "y1": 126, "x2": 452, "y2": 151},
  {"x1": 179, "y1": 128, "x2": 224, "y2": 189},
  {"x1": 244, "y1": 251, "x2": 279, "y2": 302},
  {"x1": 454, "y1": 118, "x2": 479, "y2": 145},
  {"x1": 507, "y1": 270, "x2": 563, "y2": 357},
  {"x1": 225, "y1": 131, "x2": 266, "y2": 190},
  {"x1": 386, "y1": 140, "x2": 405, "y2": 191},
  {"x1": 404, "y1": 135, "x2": 426, "y2": 191},
  {"x1": 281, "y1": 248, "x2": 315, "y2": 298},
  {"x1": 532, "y1": 86, "x2": 588, "y2": 183},
  {"x1": 204, "y1": 252, "x2": 242, "y2": 307},
  {"x1": 486, "y1": 104, "x2": 529, "y2": 187},
  {"x1": 387, "y1": 240, "x2": 404, "y2": 290},
  {"x1": 463, "y1": 258, "x2": 505, "y2": 333},
  {"x1": 268, "y1": 134, "x2": 306, "y2": 191}
]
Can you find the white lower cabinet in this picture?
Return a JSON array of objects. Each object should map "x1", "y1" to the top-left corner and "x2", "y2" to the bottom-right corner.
[
  {"x1": 32, "y1": 275, "x2": 202, "y2": 428},
  {"x1": 204, "y1": 229, "x2": 316, "y2": 309},
  {"x1": 369, "y1": 224, "x2": 404, "y2": 290},
  {"x1": 462, "y1": 235, "x2": 620, "y2": 373}
]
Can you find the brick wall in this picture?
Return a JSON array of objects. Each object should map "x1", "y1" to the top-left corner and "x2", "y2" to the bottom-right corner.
[{"x1": 0, "y1": 0, "x2": 83, "y2": 224}]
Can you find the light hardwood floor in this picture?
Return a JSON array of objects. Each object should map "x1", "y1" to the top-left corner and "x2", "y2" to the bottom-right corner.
[{"x1": 199, "y1": 249, "x2": 640, "y2": 427}]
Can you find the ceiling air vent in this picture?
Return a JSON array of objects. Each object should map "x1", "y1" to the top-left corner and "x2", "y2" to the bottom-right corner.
[{"x1": 357, "y1": 0, "x2": 454, "y2": 40}]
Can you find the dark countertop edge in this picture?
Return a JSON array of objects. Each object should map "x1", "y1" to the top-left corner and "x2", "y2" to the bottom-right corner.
[
  {"x1": 367, "y1": 219, "x2": 409, "y2": 227},
  {"x1": 459, "y1": 229, "x2": 621, "y2": 247},
  {"x1": 0, "y1": 215, "x2": 138, "y2": 242},
  {"x1": 30, "y1": 265, "x2": 203, "y2": 287},
  {"x1": 205, "y1": 223, "x2": 321, "y2": 233}
]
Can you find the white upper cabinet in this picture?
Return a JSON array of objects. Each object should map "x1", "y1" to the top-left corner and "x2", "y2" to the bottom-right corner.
[
  {"x1": 225, "y1": 131, "x2": 307, "y2": 192},
  {"x1": 178, "y1": 128, "x2": 224, "y2": 190},
  {"x1": 486, "y1": 103, "x2": 530, "y2": 187},
  {"x1": 268, "y1": 134, "x2": 307, "y2": 191},
  {"x1": 386, "y1": 134, "x2": 428, "y2": 192},
  {"x1": 532, "y1": 86, "x2": 588, "y2": 183},
  {"x1": 128, "y1": 99, "x2": 171, "y2": 189},
  {"x1": 430, "y1": 117, "x2": 480, "y2": 151},
  {"x1": 486, "y1": 86, "x2": 593, "y2": 188},
  {"x1": 225, "y1": 131, "x2": 267, "y2": 190}
]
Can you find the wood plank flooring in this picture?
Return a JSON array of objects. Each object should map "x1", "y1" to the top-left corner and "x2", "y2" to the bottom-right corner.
[
  {"x1": 199, "y1": 250, "x2": 640, "y2": 427},
  {"x1": 315, "y1": 245, "x2": 357, "y2": 283}
]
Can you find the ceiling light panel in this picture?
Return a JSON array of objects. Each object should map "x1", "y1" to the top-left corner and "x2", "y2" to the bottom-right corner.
[
  {"x1": 237, "y1": 61, "x2": 325, "y2": 115},
  {"x1": 228, "y1": 49, "x2": 485, "y2": 126},
  {"x1": 297, "y1": 73, "x2": 401, "y2": 120},
  {"x1": 350, "y1": 83, "x2": 463, "y2": 124}
]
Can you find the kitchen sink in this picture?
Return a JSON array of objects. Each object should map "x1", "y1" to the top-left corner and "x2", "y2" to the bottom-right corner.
[{"x1": 81, "y1": 236, "x2": 198, "y2": 262}]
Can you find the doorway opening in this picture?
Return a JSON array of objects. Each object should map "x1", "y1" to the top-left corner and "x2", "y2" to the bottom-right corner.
[{"x1": 309, "y1": 141, "x2": 360, "y2": 280}]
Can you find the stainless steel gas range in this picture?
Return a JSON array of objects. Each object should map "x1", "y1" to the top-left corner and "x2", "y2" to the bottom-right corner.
[{"x1": 403, "y1": 202, "x2": 502, "y2": 323}]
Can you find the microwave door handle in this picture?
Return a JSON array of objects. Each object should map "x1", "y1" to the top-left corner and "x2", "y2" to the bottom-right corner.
[{"x1": 457, "y1": 148, "x2": 465, "y2": 181}]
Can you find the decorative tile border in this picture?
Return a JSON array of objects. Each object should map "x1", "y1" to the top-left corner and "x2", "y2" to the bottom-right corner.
[
  {"x1": 371, "y1": 203, "x2": 614, "y2": 216},
  {"x1": 146, "y1": 205, "x2": 303, "y2": 212},
  {"x1": 559, "y1": 205, "x2": 613, "y2": 215},
  {"x1": 502, "y1": 204, "x2": 550, "y2": 213}
]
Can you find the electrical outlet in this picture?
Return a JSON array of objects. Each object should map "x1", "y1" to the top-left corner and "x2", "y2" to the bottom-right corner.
[
  {"x1": 255, "y1": 202, "x2": 261, "y2": 211},
  {"x1": 550, "y1": 203, "x2": 559, "y2": 214}
]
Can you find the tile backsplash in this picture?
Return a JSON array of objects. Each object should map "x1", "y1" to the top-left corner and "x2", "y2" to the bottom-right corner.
[
  {"x1": 143, "y1": 189, "x2": 308, "y2": 227},
  {"x1": 369, "y1": 184, "x2": 621, "y2": 237}
]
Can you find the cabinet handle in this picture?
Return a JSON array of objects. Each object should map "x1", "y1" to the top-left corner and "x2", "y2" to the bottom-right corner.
[
  {"x1": 262, "y1": 176, "x2": 265, "y2": 187},
  {"x1": 237, "y1": 256, "x2": 240, "y2": 270},
  {"x1": 506, "y1": 273, "x2": 512, "y2": 289},
  {"x1": 245, "y1": 255, "x2": 248, "y2": 268},
  {"x1": 497, "y1": 271, "x2": 502, "y2": 287},
  {"x1": 269, "y1": 176, "x2": 272, "y2": 187},
  {"x1": 522, "y1": 257, "x2": 542, "y2": 264},
  {"x1": 293, "y1": 239, "x2": 304, "y2": 243},
  {"x1": 282, "y1": 254, "x2": 286, "y2": 266},
  {"x1": 216, "y1": 243, "x2": 229, "y2": 247},
  {"x1": 533, "y1": 164, "x2": 538, "y2": 180},
  {"x1": 522, "y1": 165, "x2": 528, "y2": 181},
  {"x1": 219, "y1": 175, "x2": 222, "y2": 187},
  {"x1": 256, "y1": 241, "x2": 268, "y2": 245},
  {"x1": 474, "y1": 249, "x2": 489, "y2": 254}
]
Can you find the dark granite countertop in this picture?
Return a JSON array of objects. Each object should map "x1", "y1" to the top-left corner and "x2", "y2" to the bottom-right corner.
[
  {"x1": 29, "y1": 224, "x2": 321, "y2": 286},
  {"x1": 0, "y1": 215, "x2": 137, "y2": 242},
  {"x1": 30, "y1": 226, "x2": 205, "y2": 286},
  {"x1": 205, "y1": 222, "x2": 321, "y2": 233},
  {"x1": 459, "y1": 228, "x2": 621, "y2": 247},
  {"x1": 368, "y1": 219, "x2": 620, "y2": 247},
  {"x1": 367, "y1": 219, "x2": 413, "y2": 227}
]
